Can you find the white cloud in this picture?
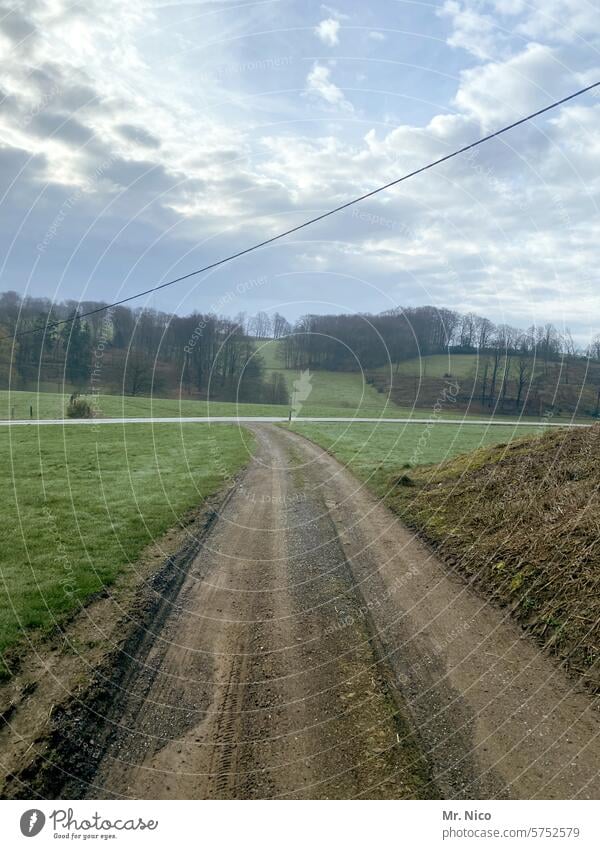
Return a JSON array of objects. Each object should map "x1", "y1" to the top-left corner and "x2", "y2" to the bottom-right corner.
[
  {"x1": 305, "y1": 62, "x2": 353, "y2": 111},
  {"x1": 315, "y1": 18, "x2": 340, "y2": 47},
  {"x1": 0, "y1": 0, "x2": 599, "y2": 334},
  {"x1": 441, "y1": 0, "x2": 600, "y2": 58},
  {"x1": 439, "y1": 1, "x2": 503, "y2": 60},
  {"x1": 453, "y1": 42, "x2": 575, "y2": 127},
  {"x1": 504, "y1": 0, "x2": 600, "y2": 44},
  {"x1": 369, "y1": 31, "x2": 386, "y2": 42}
]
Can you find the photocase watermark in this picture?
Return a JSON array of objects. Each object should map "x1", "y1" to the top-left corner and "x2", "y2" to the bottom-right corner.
[
  {"x1": 396, "y1": 618, "x2": 473, "y2": 686},
  {"x1": 88, "y1": 306, "x2": 114, "y2": 422},
  {"x1": 291, "y1": 368, "x2": 312, "y2": 418},
  {"x1": 20, "y1": 809, "x2": 46, "y2": 837},
  {"x1": 198, "y1": 55, "x2": 293, "y2": 84},
  {"x1": 237, "y1": 485, "x2": 307, "y2": 506},
  {"x1": 20, "y1": 85, "x2": 62, "y2": 129},
  {"x1": 41, "y1": 503, "x2": 77, "y2": 601},
  {"x1": 37, "y1": 155, "x2": 116, "y2": 253},
  {"x1": 184, "y1": 276, "x2": 267, "y2": 353},
  {"x1": 350, "y1": 206, "x2": 414, "y2": 235},
  {"x1": 324, "y1": 564, "x2": 420, "y2": 637},
  {"x1": 19, "y1": 807, "x2": 158, "y2": 838},
  {"x1": 463, "y1": 146, "x2": 528, "y2": 213},
  {"x1": 408, "y1": 377, "x2": 460, "y2": 466}
]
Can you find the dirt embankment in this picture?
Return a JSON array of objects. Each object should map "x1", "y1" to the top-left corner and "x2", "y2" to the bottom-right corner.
[{"x1": 386, "y1": 424, "x2": 600, "y2": 691}]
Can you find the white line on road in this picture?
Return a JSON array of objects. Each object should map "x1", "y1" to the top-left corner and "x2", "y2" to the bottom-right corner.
[{"x1": 0, "y1": 416, "x2": 591, "y2": 427}]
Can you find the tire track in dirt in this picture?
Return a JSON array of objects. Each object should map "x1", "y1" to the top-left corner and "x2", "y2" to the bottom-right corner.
[
  {"x1": 82, "y1": 425, "x2": 431, "y2": 799},
  {"x1": 42, "y1": 424, "x2": 599, "y2": 799}
]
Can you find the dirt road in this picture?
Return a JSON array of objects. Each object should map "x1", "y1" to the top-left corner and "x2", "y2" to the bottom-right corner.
[{"x1": 75, "y1": 425, "x2": 599, "y2": 799}]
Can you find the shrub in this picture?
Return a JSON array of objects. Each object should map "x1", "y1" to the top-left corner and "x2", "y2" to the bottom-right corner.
[{"x1": 66, "y1": 393, "x2": 93, "y2": 419}]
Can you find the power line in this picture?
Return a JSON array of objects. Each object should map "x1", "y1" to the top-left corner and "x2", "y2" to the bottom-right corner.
[{"x1": 5, "y1": 79, "x2": 600, "y2": 343}]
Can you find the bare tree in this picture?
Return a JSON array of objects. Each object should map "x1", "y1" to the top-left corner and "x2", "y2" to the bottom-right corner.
[
  {"x1": 587, "y1": 334, "x2": 600, "y2": 361},
  {"x1": 272, "y1": 312, "x2": 291, "y2": 339},
  {"x1": 475, "y1": 316, "x2": 494, "y2": 350},
  {"x1": 561, "y1": 328, "x2": 577, "y2": 385},
  {"x1": 248, "y1": 311, "x2": 272, "y2": 339},
  {"x1": 515, "y1": 350, "x2": 532, "y2": 411}
]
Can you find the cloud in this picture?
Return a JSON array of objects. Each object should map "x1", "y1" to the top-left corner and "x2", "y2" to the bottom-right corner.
[
  {"x1": 315, "y1": 18, "x2": 340, "y2": 47},
  {"x1": 305, "y1": 63, "x2": 353, "y2": 111},
  {"x1": 453, "y1": 42, "x2": 576, "y2": 128},
  {"x1": 441, "y1": 0, "x2": 600, "y2": 58},
  {"x1": 439, "y1": 1, "x2": 505, "y2": 60},
  {"x1": 116, "y1": 124, "x2": 161, "y2": 148},
  {"x1": 0, "y1": 0, "x2": 598, "y2": 336}
]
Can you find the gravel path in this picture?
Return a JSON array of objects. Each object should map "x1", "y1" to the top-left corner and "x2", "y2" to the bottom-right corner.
[{"x1": 81, "y1": 425, "x2": 599, "y2": 799}]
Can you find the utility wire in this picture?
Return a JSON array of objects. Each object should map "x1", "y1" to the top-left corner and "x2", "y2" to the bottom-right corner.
[{"x1": 5, "y1": 80, "x2": 600, "y2": 342}]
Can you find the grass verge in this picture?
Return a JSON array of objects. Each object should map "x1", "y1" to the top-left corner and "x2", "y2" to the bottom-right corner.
[
  {"x1": 288, "y1": 420, "x2": 549, "y2": 480},
  {"x1": 0, "y1": 422, "x2": 254, "y2": 675}
]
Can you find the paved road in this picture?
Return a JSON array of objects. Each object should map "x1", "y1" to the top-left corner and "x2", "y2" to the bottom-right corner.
[
  {"x1": 0, "y1": 415, "x2": 590, "y2": 427},
  {"x1": 73, "y1": 425, "x2": 599, "y2": 800}
]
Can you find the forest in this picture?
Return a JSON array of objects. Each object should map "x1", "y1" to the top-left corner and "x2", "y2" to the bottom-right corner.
[{"x1": 1, "y1": 290, "x2": 599, "y2": 415}]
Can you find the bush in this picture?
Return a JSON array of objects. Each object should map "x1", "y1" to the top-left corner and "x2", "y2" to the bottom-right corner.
[{"x1": 66, "y1": 393, "x2": 93, "y2": 419}]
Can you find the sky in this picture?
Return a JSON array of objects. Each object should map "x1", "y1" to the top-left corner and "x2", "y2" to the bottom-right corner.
[{"x1": 0, "y1": 0, "x2": 599, "y2": 341}]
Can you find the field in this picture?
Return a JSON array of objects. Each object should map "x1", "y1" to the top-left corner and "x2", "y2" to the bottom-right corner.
[
  {"x1": 0, "y1": 386, "x2": 409, "y2": 420},
  {"x1": 288, "y1": 419, "x2": 549, "y2": 482},
  {"x1": 0, "y1": 389, "x2": 293, "y2": 421},
  {"x1": 0, "y1": 422, "x2": 253, "y2": 673},
  {"x1": 5, "y1": 345, "x2": 585, "y2": 423},
  {"x1": 376, "y1": 352, "x2": 481, "y2": 378}
]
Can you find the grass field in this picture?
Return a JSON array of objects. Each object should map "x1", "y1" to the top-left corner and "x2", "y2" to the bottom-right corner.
[
  {"x1": 2, "y1": 343, "x2": 587, "y2": 423},
  {"x1": 0, "y1": 423, "x2": 253, "y2": 673},
  {"x1": 0, "y1": 390, "x2": 295, "y2": 421},
  {"x1": 0, "y1": 386, "x2": 404, "y2": 420},
  {"x1": 379, "y1": 353, "x2": 481, "y2": 379},
  {"x1": 288, "y1": 420, "x2": 550, "y2": 484}
]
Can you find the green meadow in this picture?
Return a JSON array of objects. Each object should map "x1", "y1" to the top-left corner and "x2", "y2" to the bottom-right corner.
[{"x1": 0, "y1": 423, "x2": 253, "y2": 673}]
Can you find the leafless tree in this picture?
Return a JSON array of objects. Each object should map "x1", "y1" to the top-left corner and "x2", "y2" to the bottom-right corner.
[{"x1": 272, "y1": 312, "x2": 291, "y2": 339}]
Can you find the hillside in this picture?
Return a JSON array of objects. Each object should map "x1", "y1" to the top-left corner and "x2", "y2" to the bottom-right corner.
[
  {"x1": 368, "y1": 353, "x2": 600, "y2": 418},
  {"x1": 383, "y1": 425, "x2": 600, "y2": 691}
]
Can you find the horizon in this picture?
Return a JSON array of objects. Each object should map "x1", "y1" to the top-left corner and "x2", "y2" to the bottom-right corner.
[{"x1": 0, "y1": 1, "x2": 599, "y2": 343}]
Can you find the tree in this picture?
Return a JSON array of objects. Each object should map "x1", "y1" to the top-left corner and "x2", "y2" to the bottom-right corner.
[
  {"x1": 60, "y1": 312, "x2": 91, "y2": 385},
  {"x1": 587, "y1": 334, "x2": 600, "y2": 361},
  {"x1": 125, "y1": 354, "x2": 154, "y2": 396},
  {"x1": 265, "y1": 372, "x2": 289, "y2": 405},
  {"x1": 248, "y1": 311, "x2": 272, "y2": 339},
  {"x1": 272, "y1": 312, "x2": 291, "y2": 339},
  {"x1": 561, "y1": 329, "x2": 577, "y2": 385},
  {"x1": 515, "y1": 352, "x2": 532, "y2": 411},
  {"x1": 475, "y1": 316, "x2": 494, "y2": 350}
]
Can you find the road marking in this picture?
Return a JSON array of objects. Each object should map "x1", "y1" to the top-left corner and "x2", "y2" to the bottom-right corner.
[{"x1": 0, "y1": 416, "x2": 590, "y2": 428}]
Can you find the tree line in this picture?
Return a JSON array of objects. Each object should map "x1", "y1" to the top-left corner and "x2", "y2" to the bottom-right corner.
[
  {"x1": 0, "y1": 292, "x2": 289, "y2": 403},
  {"x1": 1, "y1": 290, "x2": 597, "y2": 411}
]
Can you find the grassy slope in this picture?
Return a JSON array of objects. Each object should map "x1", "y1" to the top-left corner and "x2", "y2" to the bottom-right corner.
[
  {"x1": 381, "y1": 426, "x2": 600, "y2": 690},
  {"x1": 0, "y1": 423, "x2": 253, "y2": 673},
  {"x1": 288, "y1": 420, "x2": 549, "y2": 481},
  {"x1": 379, "y1": 353, "x2": 480, "y2": 378},
  {"x1": 257, "y1": 338, "x2": 398, "y2": 415}
]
